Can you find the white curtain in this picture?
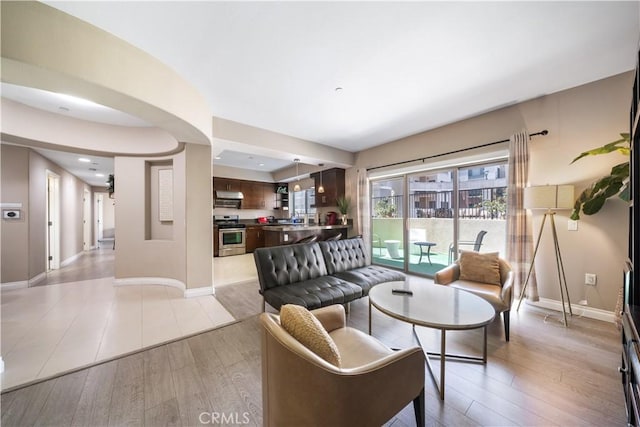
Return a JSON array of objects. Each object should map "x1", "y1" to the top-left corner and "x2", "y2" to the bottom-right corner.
[
  {"x1": 506, "y1": 130, "x2": 538, "y2": 301},
  {"x1": 356, "y1": 168, "x2": 370, "y2": 243}
]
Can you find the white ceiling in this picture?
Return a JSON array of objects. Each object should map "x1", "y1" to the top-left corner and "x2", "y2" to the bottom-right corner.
[
  {"x1": 3, "y1": 1, "x2": 639, "y2": 177},
  {"x1": 1, "y1": 83, "x2": 151, "y2": 127},
  {"x1": 33, "y1": 146, "x2": 114, "y2": 188}
]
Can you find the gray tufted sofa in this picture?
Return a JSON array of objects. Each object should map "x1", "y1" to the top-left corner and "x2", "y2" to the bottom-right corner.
[{"x1": 254, "y1": 237, "x2": 406, "y2": 311}]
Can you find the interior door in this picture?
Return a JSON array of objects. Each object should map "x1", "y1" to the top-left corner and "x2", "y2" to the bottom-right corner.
[
  {"x1": 83, "y1": 189, "x2": 91, "y2": 250},
  {"x1": 46, "y1": 171, "x2": 60, "y2": 271},
  {"x1": 96, "y1": 193, "x2": 104, "y2": 244}
]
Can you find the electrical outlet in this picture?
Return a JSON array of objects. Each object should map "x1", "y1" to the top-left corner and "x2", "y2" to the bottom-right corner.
[
  {"x1": 284, "y1": 234, "x2": 289, "y2": 242},
  {"x1": 568, "y1": 220, "x2": 578, "y2": 231},
  {"x1": 585, "y1": 273, "x2": 597, "y2": 286},
  {"x1": 578, "y1": 299, "x2": 588, "y2": 306}
]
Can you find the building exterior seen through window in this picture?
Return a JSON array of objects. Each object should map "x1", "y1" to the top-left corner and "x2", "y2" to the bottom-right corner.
[{"x1": 372, "y1": 164, "x2": 507, "y2": 219}]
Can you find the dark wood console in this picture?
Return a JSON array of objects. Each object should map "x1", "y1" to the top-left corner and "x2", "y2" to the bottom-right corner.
[{"x1": 622, "y1": 42, "x2": 639, "y2": 426}]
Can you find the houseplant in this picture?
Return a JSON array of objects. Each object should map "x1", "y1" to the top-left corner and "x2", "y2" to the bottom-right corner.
[
  {"x1": 570, "y1": 133, "x2": 630, "y2": 220},
  {"x1": 375, "y1": 197, "x2": 397, "y2": 218},
  {"x1": 336, "y1": 195, "x2": 351, "y2": 225}
]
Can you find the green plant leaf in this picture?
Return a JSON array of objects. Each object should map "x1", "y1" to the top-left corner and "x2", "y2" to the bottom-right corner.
[
  {"x1": 582, "y1": 194, "x2": 607, "y2": 215},
  {"x1": 570, "y1": 134, "x2": 630, "y2": 164},
  {"x1": 619, "y1": 182, "x2": 631, "y2": 202},
  {"x1": 569, "y1": 133, "x2": 630, "y2": 219}
]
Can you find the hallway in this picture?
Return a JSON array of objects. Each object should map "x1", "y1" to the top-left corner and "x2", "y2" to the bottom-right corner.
[
  {"x1": 32, "y1": 247, "x2": 115, "y2": 287},
  {"x1": 0, "y1": 248, "x2": 239, "y2": 392}
]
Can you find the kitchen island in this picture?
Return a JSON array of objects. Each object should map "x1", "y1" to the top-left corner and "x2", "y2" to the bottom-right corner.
[{"x1": 263, "y1": 224, "x2": 349, "y2": 246}]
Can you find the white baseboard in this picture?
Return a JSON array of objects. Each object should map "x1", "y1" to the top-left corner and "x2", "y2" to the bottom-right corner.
[
  {"x1": 114, "y1": 277, "x2": 186, "y2": 293},
  {"x1": 29, "y1": 272, "x2": 46, "y2": 286},
  {"x1": 1, "y1": 281, "x2": 28, "y2": 291},
  {"x1": 61, "y1": 251, "x2": 84, "y2": 267},
  {"x1": 1, "y1": 271, "x2": 47, "y2": 290},
  {"x1": 527, "y1": 297, "x2": 615, "y2": 323},
  {"x1": 184, "y1": 286, "x2": 214, "y2": 298}
]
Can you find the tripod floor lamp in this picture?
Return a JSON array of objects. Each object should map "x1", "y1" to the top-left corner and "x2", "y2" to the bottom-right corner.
[{"x1": 516, "y1": 184, "x2": 575, "y2": 326}]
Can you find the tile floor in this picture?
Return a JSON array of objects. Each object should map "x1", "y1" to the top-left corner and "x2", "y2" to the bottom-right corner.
[{"x1": 0, "y1": 250, "x2": 258, "y2": 392}]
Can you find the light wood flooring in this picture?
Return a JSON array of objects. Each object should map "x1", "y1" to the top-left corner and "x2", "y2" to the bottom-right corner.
[{"x1": 1, "y1": 276, "x2": 626, "y2": 426}]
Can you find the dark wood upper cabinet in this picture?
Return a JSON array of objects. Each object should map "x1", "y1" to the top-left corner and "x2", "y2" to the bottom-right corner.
[
  {"x1": 213, "y1": 177, "x2": 242, "y2": 193},
  {"x1": 310, "y1": 168, "x2": 345, "y2": 207},
  {"x1": 213, "y1": 177, "x2": 275, "y2": 210}
]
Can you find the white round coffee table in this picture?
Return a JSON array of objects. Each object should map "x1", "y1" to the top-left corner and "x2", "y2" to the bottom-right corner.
[{"x1": 369, "y1": 281, "x2": 495, "y2": 400}]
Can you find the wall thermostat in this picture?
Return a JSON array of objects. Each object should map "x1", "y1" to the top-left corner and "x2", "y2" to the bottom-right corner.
[{"x1": 3, "y1": 209, "x2": 21, "y2": 220}]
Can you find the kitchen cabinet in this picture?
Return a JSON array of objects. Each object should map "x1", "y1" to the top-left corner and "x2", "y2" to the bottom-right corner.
[
  {"x1": 213, "y1": 178, "x2": 275, "y2": 210},
  {"x1": 310, "y1": 168, "x2": 345, "y2": 207},
  {"x1": 246, "y1": 225, "x2": 266, "y2": 253},
  {"x1": 243, "y1": 182, "x2": 276, "y2": 210},
  {"x1": 213, "y1": 177, "x2": 242, "y2": 193}
]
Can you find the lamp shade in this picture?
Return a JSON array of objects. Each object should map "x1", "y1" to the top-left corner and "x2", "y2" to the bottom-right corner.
[{"x1": 524, "y1": 185, "x2": 574, "y2": 210}]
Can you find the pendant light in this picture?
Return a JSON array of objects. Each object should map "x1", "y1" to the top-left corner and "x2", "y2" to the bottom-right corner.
[
  {"x1": 317, "y1": 163, "x2": 325, "y2": 193},
  {"x1": 293, "y1": 158, "x2": 301, "y2": 192}
]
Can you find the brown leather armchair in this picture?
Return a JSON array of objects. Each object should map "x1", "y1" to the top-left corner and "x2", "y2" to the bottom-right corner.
[
  {"x1": 260, "y1": 304, "x2": 425, "y2": 427},
  {"x1": 434, "y1": 257, "x2": 514, "y2": 341}
]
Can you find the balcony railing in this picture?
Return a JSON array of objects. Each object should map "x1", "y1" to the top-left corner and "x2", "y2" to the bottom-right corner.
[{"x1": 372, "y1": 187, "x2": 506, "y2": 219}]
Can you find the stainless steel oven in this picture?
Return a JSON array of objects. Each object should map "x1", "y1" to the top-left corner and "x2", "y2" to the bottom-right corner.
[
  {"x1": 215, "y1": 215, "x2": 246, "y2": 257},
  {"x1": 218, "y1": 228, "x2": 246, "y2": 257}
]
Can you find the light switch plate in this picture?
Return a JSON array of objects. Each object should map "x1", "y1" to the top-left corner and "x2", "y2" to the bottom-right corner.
[
  {"x1": 568, "y1": 220, "x2": 578, "y2": 231},
  {"x1": 2, "y1": 209, "x2": 21, "y2": 219}
]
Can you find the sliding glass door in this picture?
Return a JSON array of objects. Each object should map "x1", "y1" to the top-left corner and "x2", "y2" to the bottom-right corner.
[
  {"x1": 454, "y1": 162, "x2": 507, "y2": 260},
  {"x1": 371, "y1": 178, "x2": 404, "y2": 268},
  {"x1": 407, "y1": 169, "x2": 455, "y2": 276},
  {"x1": 370, "y1": 160, "x2": 507, "y2": 277}
]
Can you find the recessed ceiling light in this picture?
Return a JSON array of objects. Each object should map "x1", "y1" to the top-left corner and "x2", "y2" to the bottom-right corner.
[
  {"x1": 259, "y1": 163, "x2": 265, "y2": 167},
  {"x1": 335, "y1": 87, "x2": 343, "y2": 93},
  {"x1": 78, "y1": 158, "x2": 91, "y2": 163},
  {"x1": 89, "y1": 168, "x2": 97, "y2": 171},
  {"x1": 214, "y1": 156, "x2": 221, "y2": 160},
  {"x1": 59, "y1": 106, "x2": 70, "y2": 112},
  {"x1": 96, "y1": 173, "x2": 104, "y2": 177}
]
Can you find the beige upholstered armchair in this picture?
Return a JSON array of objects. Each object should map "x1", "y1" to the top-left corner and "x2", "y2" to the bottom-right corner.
[
  {"x1": 435, "y1": 253, "x2": 514, "y2": 341},
  {"x1": 260, "y1": 304, "x2": 425, "y2": 427}
]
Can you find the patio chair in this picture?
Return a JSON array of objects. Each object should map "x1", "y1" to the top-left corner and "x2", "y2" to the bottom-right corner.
[{"x1": 448, "y1": 230, "x2": 487, "y2": 263}]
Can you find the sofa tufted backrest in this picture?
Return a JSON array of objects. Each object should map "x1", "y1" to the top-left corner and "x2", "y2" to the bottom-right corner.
[
  {"x1": 319, "y1": 237, "x2": 370, "y2": 275},
  {"x1": 254, "y1": 242, "x2": 329, "y2": 291}
]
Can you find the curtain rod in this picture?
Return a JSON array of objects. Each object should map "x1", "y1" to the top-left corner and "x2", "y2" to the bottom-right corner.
[{"x1": 366, "y1": 130, "x2": 549, "y2": 172}]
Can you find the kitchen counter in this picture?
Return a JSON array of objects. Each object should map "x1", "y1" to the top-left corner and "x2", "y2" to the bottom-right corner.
[
  {"x1": 262, "y1": 224, "x2": 347, "y2": 231},
  {"x1": 263, "y1": 225, "x2": 349, "y2": 247}
]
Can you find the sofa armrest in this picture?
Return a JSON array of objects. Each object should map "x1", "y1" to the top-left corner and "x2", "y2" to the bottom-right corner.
[
  {"x1": 434, "y1": 263, "x2": 460, "y2": 285},
  {"x1": 311, "y1": 304, "x2": 346, "y2": 332}
]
